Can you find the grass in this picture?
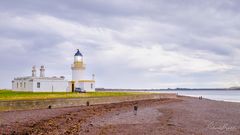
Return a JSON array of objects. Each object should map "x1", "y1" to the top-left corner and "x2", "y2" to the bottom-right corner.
[{"x1": 0, "y1": 89, "x2": 144, "y2": 101}]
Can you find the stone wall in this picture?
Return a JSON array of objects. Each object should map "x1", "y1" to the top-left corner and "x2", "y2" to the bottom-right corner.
[{"x1": 0, "y1": 93, "x2": 176, "y2": 111}]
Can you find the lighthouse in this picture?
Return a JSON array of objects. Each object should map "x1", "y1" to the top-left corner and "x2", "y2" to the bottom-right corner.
[
  {"x1": 71, "y1": 49, "x2": 85, "y2": 81},
  {"x1": 70, "y1": 49, "x2": 95, "y2": 92}
]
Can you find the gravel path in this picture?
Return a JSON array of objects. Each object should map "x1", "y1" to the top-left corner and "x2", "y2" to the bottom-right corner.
[{"x1": 93, "y1": 107, "x2": 162, "y2": 125}]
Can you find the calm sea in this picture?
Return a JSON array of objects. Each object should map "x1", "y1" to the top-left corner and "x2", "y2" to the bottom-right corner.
[{"x1": 148, "y1": 90, "x2": 240, "y2": 103}]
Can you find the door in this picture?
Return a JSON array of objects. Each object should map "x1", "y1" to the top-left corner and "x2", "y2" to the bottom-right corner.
[{"x1": 72, "y1": 83, "x2": 75, "y2": 92}]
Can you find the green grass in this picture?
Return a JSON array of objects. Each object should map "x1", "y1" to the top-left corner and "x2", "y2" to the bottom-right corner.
[{"x1": 0, "y1": 89, "x2": 144, "y2": 101}]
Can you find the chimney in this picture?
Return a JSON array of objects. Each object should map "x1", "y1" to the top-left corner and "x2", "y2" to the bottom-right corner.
[
  {"x1": 32, "y1": 66, "x2": 36, "y2": 77},
  {"x1": 40, "y1": 65, "x2": 45, "y2": 77}
]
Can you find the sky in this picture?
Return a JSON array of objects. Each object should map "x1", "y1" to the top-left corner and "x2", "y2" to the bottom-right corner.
[{"x1": 0, "y1": 0, "x2": 240, "y2": 89}]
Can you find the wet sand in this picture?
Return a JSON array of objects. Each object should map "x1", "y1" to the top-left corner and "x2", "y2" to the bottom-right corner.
[{"x1": 0, "y1": 96, "x2": 240, "y2": 135}]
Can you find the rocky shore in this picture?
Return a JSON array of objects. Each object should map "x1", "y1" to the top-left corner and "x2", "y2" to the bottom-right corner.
[{"x1": 0, "y1": 96, "x2": 240, "y2": 135}]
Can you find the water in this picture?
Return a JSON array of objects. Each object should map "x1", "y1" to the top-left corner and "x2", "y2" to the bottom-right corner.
[{"x1": 148, "y1": 90, "x2": 240, "y2": 103}]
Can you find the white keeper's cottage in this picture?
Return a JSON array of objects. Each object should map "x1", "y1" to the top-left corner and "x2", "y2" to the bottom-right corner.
[{"x1": 12, "y1": 49, "x2": 95, "y2": 92}]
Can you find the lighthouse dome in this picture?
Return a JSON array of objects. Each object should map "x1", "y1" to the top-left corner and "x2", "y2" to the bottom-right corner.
[{"x1": 75, "y1": 49, "x2": 83, "y2": 56}]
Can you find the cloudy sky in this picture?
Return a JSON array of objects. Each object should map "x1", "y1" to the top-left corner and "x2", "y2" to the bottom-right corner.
[{"x1": 0, "y1": 0, "x2": 240, "y2": 89}]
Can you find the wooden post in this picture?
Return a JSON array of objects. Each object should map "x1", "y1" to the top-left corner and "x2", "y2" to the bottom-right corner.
[
  {"x1": 134, "y1": 105, "x2": 138, "y2": 115},
  {"x1": 86, "y1": 101, "x2": 90, "y2": 106}
]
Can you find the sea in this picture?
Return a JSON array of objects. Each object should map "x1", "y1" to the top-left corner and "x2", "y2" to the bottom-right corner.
[{"x1": 148, "y1": 90, "x2": 240, "y2": 103}]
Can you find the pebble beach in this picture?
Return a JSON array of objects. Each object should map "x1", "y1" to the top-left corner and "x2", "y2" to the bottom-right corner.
[{"x1": 1, "y1": 96, "x2": 240, "y2": 135}]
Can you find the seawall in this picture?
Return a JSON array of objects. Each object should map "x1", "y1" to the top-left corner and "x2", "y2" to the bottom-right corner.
[{"x1": 0, "y1": 93, "x2": 176, "y2": 111}]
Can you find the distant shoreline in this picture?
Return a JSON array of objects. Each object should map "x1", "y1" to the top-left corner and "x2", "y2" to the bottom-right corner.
[
  {"x1": 96, "y1": 88, "x2": 240, "y2": 91},
  {"x1": 97, "y1": 89, "x2": 240, "y2": 103}
]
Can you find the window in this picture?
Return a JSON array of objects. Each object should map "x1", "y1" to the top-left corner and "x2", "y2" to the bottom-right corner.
[
  {"x1": 17, "y1": 82, "x2": 18, "y2": 88},
  {"x1": 37, "y1": 82, "x2": 40, "y2": 88},
  {"x1": 24, "y1": 82, "x2": 26, "y2": 88},
  {"x1": 20, "y1": 82, "x2": 22, "y2": 87},
  {"x1": 91, "y1": 83, "x2": 93, "y2": 89}
]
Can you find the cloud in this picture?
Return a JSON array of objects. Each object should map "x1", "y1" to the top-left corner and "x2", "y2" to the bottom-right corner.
[{"x1": 0, "y1": 0, "x2": 240, "y2": 89}]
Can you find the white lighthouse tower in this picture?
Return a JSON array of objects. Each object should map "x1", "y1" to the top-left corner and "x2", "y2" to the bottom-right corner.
[
  {"x1": 70, "y1": 49, "x2": 95, "y2": 92},
  {"x1": 71, "y1": 49, "x2": 85, "y2": 81}
]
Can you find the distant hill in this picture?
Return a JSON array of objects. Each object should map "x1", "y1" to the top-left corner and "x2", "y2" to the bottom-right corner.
[
  {"x1": 96, "y1": 87, "x2": 240, "y2": 91},
  {"x1": 229, "y1": 87, "x2": 240, "y2": 90}
]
